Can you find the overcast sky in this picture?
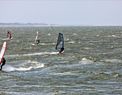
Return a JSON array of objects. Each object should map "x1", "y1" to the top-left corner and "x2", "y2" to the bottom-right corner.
[{"x1": 0, "y1": 0, "x2": 122, "y2": 26}]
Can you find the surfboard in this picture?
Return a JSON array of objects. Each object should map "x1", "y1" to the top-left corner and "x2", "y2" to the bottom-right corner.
[
  {"x1": 55, "y1": 33, "x2": 64, "y2": 52},
  {"x1": 0, "y1": 42, "x2": 7, "y2": 64}
]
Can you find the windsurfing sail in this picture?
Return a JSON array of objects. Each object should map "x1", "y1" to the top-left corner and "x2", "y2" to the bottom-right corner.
[
  {"x1": 34, "y1": 31, "x2": 40, "y2": 44},
  {"x1": 55, "y1": 33, "x2": 64, "y2": 51},
  {"x1": 0, "y1": 42, "x2": 7, "y2": 64},
  {"x1": 7, "y1": 31, "x2": 12, "y2": 39},
  {"x1": 35, "y1": 31, "x2": 39, "y2": 42}
]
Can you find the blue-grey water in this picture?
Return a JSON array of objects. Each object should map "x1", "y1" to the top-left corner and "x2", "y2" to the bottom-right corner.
[{"x1": 0, "y1": 26, "x2": 122, "y2": 95}]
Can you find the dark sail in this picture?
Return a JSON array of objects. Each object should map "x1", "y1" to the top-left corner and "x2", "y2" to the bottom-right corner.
[{"x1": 55, "y1": 33, "x2": 64, "y2": 51}]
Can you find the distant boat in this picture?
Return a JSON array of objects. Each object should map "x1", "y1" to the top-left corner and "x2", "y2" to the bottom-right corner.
[{"x1": 55, "y1": 33, "x2": 64, "y2": 53}]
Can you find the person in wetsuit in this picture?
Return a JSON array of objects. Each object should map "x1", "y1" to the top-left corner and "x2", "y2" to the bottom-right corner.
[
  {"x1": 0, "y1": 57, "x2": 6, "y2": 70},
  {"x1": 59, "y1": 47, "x2": 64, "y2": 54},
  {"x1": 35, "y1": 39, "x2": 40, "y2": 45},
  {"x1": 7, "y1": 31, "x2": 12, "y2": 39}
]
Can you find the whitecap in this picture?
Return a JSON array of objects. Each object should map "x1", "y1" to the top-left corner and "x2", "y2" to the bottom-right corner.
[
  {"x1": 5, "y1": 52, "x2": 58, "y2": 58},
  {"x1": 102, "y1": 59, "x2": 122, "y2": 63},
  {"x1": 68, "y1": 41, "x2": 75, "y2": 44},
  {"x1": 47, "y1": 33, "x2": 51, "y2": 36},
  {"x1": 79, "y1": 58, "x2": 94, "y2": 64},
  {"x1": 2, "y1": 61, "x2": 44, "y2": 72},
  {"x1": 73, "y1": 33, "x2": 77, "y2": 36}
]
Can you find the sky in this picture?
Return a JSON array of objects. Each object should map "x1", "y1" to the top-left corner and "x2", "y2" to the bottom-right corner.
[{"x1": 0, "y1": 0, "x2": 122, "y2": 26}]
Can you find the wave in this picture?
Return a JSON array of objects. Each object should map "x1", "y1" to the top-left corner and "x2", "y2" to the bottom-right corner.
[
  {"x1": 68, "y1": 41, "x2": 75, "y2": 44},
  {"x1": 2, "y1": 60, "x2": 44, "y2": 72},
  {"x1": 107, "y1": 35, "x2": 120, "y2": 38},
  {"x1": 47, "y1": 33, "x2": 51, "y2": 36},
  {"x1": 5, "y1": 52, "x2": 58, "y2": 58},
  {"x1": 73, "y1": 33, "x2": 78, "y2": 36},
  {"x1": 79, "y1": 58, "x2": 94, "y2": 64},
  {"x1": 50, "y1": 72, "x2": 77, "y2": 76},
  {"x1": 39, "y1": 43, "x2": 55, "y2": 45},
  {"x1": 101, "y1": 59, "x2": 122, "y2": 63},
  {"x1": 31, "y1": 42, "x2": 55, "y2": 46}
]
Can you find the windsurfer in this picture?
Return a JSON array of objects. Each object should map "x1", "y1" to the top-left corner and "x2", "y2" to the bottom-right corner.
[
  {"x1": 0, "y1": 57, "x2": 6, "y2": 70},
  {"x1": 7, "y1": 31, "x2": 12, "y2": 39},
  {"x1": 35, "y1": 39, "x2": 40, "y2": 44},
  {"x1": 55, "y1": 33, "x2": 64, "y2": 54},
  {"x1": 59, "y1": 47, "x2": 64, "y2": 54},
  {"x1": 35, "y1": 31, "x2": 40, "y2": 45}
]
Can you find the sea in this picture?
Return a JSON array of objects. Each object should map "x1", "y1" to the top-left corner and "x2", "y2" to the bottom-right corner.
[{"x1": 0, "y1": 26, "x2": 122, "y2": 95}]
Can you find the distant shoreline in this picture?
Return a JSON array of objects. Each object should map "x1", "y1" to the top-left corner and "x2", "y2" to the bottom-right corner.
[
  {"x1": 0, "y1": 23, "x2": 50, "y2": 27},
  {"x1": 0, "y1": 23, "x2": 122, "y2": 27}
]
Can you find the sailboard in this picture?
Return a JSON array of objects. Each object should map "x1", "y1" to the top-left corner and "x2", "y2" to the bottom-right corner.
[
  {"x1": 0, "y1": 42, "x2": 7, "y2": 64},
  {"x1": 55, "y1": 33, "x2": 64, "y2": 52}
]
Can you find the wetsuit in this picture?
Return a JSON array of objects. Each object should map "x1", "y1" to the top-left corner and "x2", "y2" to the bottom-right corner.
[
  {"x1": 7, "y1": 31, "x2": 12, "y2": 39},
  {"x1": 36, "y1": 40, "x2": 40, "y2": 44},
  {"x1": 59, "y1": 47, "x2": 64, "y2": 54},
  {"x1": 0, "y1": 57, "x2": 6, "y2": 70}
]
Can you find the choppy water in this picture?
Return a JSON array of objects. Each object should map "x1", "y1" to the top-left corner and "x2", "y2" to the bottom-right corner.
[{"x1": 0, "y1": 26, "x2": 122, "y2": 95}]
